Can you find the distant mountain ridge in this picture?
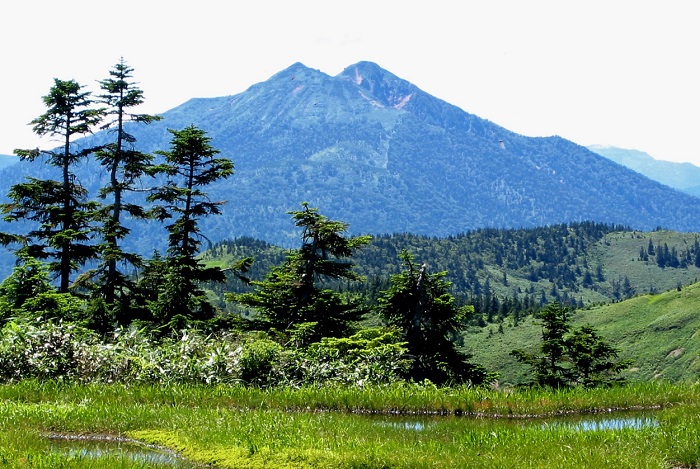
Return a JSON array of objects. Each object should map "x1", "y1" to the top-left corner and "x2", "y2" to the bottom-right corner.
[
  {"x1": 587, "y1": 145, "x2": 700, "y2": 198},
  {"x1": 2, "y1": 61, "x2": 700, "y2": 256},
  {"x1": 0, "y1": 154, "x2": 19, "y2": 169}
]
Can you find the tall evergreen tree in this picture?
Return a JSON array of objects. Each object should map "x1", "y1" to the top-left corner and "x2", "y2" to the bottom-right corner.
[
  {"x1": 146, "y1": 125, "x2": 233, "y2": 327},
  {"x1": 87, "y1": 58, "x2": 161, "y2": 324},
  {"x1": 1, "y1": 79, "x2": 103, "y2": 293},
  {"x1": 377, "y1": 250, "x2": 490, "y2": 385},
  {"x1": 232, "y1": 203, "x2": 371, "y2": 340}
]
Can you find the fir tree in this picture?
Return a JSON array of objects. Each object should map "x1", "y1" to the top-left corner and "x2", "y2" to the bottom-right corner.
[
  {"x1": 511, "y1": 302, "x2": 629, "y2": 388},
  {"x1": 377, "y1": 250, "x2": 490, "y2": 385},
  {"x1": 1, "y1": 79, "x2": 103, "y2": 293},
  {"x1": 231, "y1": 203, "x2": 371, "y2": 340},
  {"x1": 146, "y1": 125, "x2": 233, "y2": 328},
  {"x1": 84, "y1": 59, "x2": 162, "y2": 325}
]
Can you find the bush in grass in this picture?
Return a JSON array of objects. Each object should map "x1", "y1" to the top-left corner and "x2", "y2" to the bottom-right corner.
[
  {"x1": 0, "y1": 321, "x2": 410, "y2": 387},
  {"x1": 76, "y1": 327, "x2": 243, "y2": 384},
  {"x1": 0, "y1": 320, "x2": 97, "y2": 381},
  {"x1": 234, "y1": 335, "x2": 284, "y2": 387},
  {"x1": 282, "y1": 327, "x2": 410, "y2": 387},
  {"x1": 0, "y1": 321, "x2": 244, "y2": 384}
]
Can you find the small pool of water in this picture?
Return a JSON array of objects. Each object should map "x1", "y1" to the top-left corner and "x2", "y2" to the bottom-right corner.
[
  {"x1": 543, "y1": 415, "x2": 659, "y2": 432},
  {"x1": 48, "y1": 435, "x2": 197, "y2": 468},
  {"x1": 374, "y1": 411, "x2": 659, "y2": 433}
]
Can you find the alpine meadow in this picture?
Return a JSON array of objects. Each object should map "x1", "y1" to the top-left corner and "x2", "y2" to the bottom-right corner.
[{"x1": 1, "y1": 59, "x2": 700, "y2": 468}]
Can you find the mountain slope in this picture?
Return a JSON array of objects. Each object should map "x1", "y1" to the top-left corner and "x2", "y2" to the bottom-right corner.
[
  {"x1": 588, "y1": 145, "x2": 700, "y2": 198},
  {"x1": 2, "y1": 61, "x2": 700, "y2": 253},
  {"x1": 469, "y1": 281, "x2": 700, "y2": 385},
  {"x1": 0, "y1": 154, "x2": 18, "y2": 169}
]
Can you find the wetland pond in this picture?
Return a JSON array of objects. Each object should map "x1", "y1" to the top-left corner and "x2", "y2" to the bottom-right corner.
[
  {"x1": 375, "y1": 409, "x2": 658, "y2": 432},
  {"x1": 46, "y1": 410, "x2": 659, "y2": 466},
  {"x1": 47, "y1": 434, "x2": 198, "y2": 468}
]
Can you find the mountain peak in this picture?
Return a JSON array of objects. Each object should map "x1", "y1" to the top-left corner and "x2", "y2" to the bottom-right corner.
[
  {"x1": 269, "y1": 62, "x2": 327, "y2": 83},
  {"x1": 7, "y1": 60, "x2": 700, "y2": 255},
  {"x1": 338, "y1": 61, "x2": 417, "y2": 110}
]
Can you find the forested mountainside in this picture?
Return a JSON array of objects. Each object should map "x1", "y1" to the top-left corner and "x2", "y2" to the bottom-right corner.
[{"x1": 204, "y1": 223, "x2": 700, "y2": 324}]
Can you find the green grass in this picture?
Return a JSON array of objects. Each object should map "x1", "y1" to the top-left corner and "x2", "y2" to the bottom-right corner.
[
  {"x1": 590, "y1": 230, "x2": 700, "y2": 294},
  {"x1": 469, "y1": 280, "x2": 700, "y2": 385},
  {"x1": 1, "y1": 381, "x2": 700, "y2": 468}
]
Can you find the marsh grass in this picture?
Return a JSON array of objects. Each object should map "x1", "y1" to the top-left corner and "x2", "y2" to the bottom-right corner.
[{"x1": 1, "y1": 380, "x2": 699, "y2": 468}]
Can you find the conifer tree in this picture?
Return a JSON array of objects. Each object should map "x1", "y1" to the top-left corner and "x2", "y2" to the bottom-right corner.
[
  {"x1": 566, "y1": 325, "x2": 630, "y2": 387},
  {"x1": 511, "y1": 302, "x2": 629, "y2": 388},
  {"x1": 377, "y1": 250, "x2": 490, "y2": 385},
  {"x1": 87, "y1": 58, "x2": 161, "y2": 324},
  {"x1": 146, "y1": 125, "x2": 233, "y2": 328},
  {"x1": 232, "y1": 203, "x2": 371, "y2": 340},
  {"x1": 1, "y1": 79, "x2": 103, "y2": 293}
]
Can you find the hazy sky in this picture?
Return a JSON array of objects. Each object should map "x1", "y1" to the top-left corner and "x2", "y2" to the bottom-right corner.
[{"x1": 2, "y1": 1, "x2": 698, "y2": 165}]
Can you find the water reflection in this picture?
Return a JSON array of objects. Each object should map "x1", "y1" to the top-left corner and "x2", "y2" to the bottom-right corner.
[
  {"x1": 49, "y1": 436, "x2": 196, "y2": 468},
  {"x1": 544, "y1": 415, "x2": 659, "y2": 432},
  {"x1": 381, "y1": 420, "x2": 427, "y2": 431},
  {"x1": 374, "y1": 411, "x2": 659, "y2": 433}
]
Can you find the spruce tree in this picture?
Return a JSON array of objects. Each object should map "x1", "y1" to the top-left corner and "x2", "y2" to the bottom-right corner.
[
  {"x1": 377, "y1": 250, "x2": 490, "y2": 385},
  {"x1": 88, "y1": 58, "x2": 161, "y2": 324},
  {"x1": 1, "y1": 79, "x2": 103, "y2": 293},
  {"x1": 511, "y1": 302, "x2": 629, "y2": 388},
  {"x1": 232, "y1": 203, "x2": 371, "y2": 340},
  {"x1": 146, "y1": 125, "x2": 233, "y2": 328}
]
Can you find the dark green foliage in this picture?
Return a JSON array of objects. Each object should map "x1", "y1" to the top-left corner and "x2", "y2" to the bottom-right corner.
[
  {"x1": 236, "y1": 336, "x2": 284, "y2": 387},
  {"x1": 231, "y1": 203, "x2": 371, "y2": 339},
  {"x1": 511, "y1": 302, "x2": 629, "y2": 388},
  {"x1": 295, "y1": 327, "x2": 410, "y2": 385},
  {"x1": 377, "y1": 250, "x2": 491, "y2": 385},
  {"x1": 566, "y1": 325, "x2": 631, "y2": 387},
  {"x1": 511, "y1": 302, "x2": 571, "y2": 388},
  {"x1": 86, "y1": 58, "x2": 162, "y2": 324},
  {"x1": 145, "y1": 125, "x2": 233, "y2": 327},
  {"x1": 2, "y1": 79, "x2": 103, "y2": 292},
  {"x1": 0, "y1": 256, "x2": 91, "y2": 326},
  {"x1": 0, "y1": 256, "x2": 54, "y2": 323}
]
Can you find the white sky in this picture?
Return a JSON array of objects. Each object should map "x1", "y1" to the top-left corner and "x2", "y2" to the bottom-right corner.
[{"x1": 1, "y1": 1, "x2": 698, "y2": 164}]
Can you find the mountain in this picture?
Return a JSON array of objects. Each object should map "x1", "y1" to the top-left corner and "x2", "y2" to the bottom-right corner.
[
  {"x1": 0, "y1": 154, "x2": 19, "y2": 170},
  {"x1": 588, "y1": 145, "x2": 700, "y2": 198},
  {"x1": 2, "y1": 61, "x2": 700, "y2": 256}
]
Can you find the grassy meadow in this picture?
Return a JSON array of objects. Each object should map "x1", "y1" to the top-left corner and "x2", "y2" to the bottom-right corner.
[
  {"x1": 1, "y1": 380, "x2": 700, "y2": 468},
  {"x1": 469, "y1": 280, "x2": 700, "y2": 386}
]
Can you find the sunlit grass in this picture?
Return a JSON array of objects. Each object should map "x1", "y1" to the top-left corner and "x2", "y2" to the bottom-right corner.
[{"x1": 1, "y1": 380, "x2": 699, "y2": 468}]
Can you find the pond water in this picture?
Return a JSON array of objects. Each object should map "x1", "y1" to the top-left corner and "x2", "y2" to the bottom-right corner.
[
  {"x1": 543, "y1": 415, "x2": 659, "y2": 431},
  {"x1": 46, "y1": 411, "x2": 658, "y2": 466},
  {"x1": 375, "y1": 411, "x2": 659, "y2": 433},
  {"x1": 48, "y1": 435, "x2": 197, "y2": 468}
]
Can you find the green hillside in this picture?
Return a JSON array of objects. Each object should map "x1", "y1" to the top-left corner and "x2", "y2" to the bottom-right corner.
[
  {"x1": 202, "y1": 226, "x2": 700, "y2": 385},
  {"x1": 207, "y1": 226, "x2": 700, "y2": 315},
  {"x1": 469, "y1": 282, "x2": 700, "y2": 386}
]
